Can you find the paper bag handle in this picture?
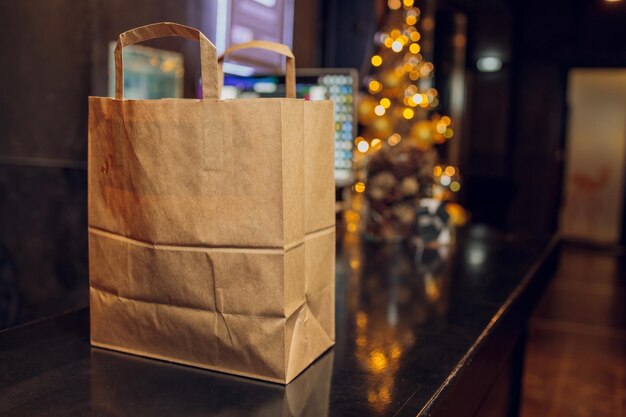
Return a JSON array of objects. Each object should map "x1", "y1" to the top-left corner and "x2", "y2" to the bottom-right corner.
[
  {"x1": 218, "y1": 40, "x2": 296, "y2": 98},
  {"x1": 114, "y1": 22, "x2": 219, "y2": 100}
]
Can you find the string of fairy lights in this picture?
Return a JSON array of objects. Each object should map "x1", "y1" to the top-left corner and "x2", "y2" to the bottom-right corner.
[{"x1": 356, "y1": 0, "x2": 459, "y2": 196}]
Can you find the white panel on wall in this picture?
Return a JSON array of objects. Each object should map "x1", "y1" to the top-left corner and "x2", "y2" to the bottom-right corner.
[{"x1": 560, "y1": 69, "x2": 626, "y2": 244}]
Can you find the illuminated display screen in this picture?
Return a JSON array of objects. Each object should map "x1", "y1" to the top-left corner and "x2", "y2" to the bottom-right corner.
[{"x1": 213, "y1": 69, "x2": 357, "y2": 186}]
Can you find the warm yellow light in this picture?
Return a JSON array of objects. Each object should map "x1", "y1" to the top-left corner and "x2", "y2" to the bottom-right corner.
[
  {"x1": 433, "y1": 166, "x2": 443, "y2": 176},
  {"x1": 444, "y1": 128, "x2": 454, "y2": 139},
  {"x1": 356, "y1": 311, "x2": 368, "y2": 327},
  {"x1": 354, "y1": 182, "x2": 366, "y2": 193},
  {"x1": 371, "y1": 55, "x2": 383, "y2": 67},
  {"x1": 403, "y1": 0, "x2": 414, "y2": 7},
  {"x1": 357, "y1": 141, "x2": 370, "y2": 153},
  {"x1": 368, "y1": 80, "x2": 382, "y2": 93},
  {"x1": 390, "y1": 29, "x2": 401, "y2": 39},
  {"x1": 406, "y1": 15, "x2": 417, "y2": 25},
  {"x1": 374, "y1": 105, "x2": 386, "y2": 116},
  {"x1": 345, "y1": 210, "x2": 360, "y2": 222},
  {"x1": 380, "y1": 98, "x2": 391, "y2": 108},
  {"x1": 388, "y1": 133, "x2": 401, "y2": 146},
  {"x1": 402, "y1": 108, "x2": 414, "y2": 119},
  {"x1": 445, "y1": 166, "x2": 456, "y2": 176},
  {"x1": 391, "y1": 40, "x2": 403, "y2": 52},
  {"x1": 399, "y1": 35, "x2": 409, "y2": 45},
  {"x1": 410, "y1": 31, "x2": 421, "y2": 42},
  {"x1": 409, "y1": 70, "x2": 420, "y2": 80},
  {"x1": 394, "y1": 66, "x2": 405, "y2": 77},
  {"x1": 436, "y1": 123, "x2": 447, "y2": 134},
  {"x1": 441, "y1": 116, "x2": 451, "y2": 125},
  {"x1": 450, "y1": 181, "x2": 461, "y2": 192},
  {"x1": 409, "y1": 43, "x2": 420, "y2": 54},
  {"x1": 369, "y1": 350, "x2": 388, "y2": 373},
  {"x1": 388, "y1": 0, "x2": 401, "y2": 10},
  {"x1": 412, "y1": 93, "x2": 423, "y2": 104},
  {"x1": 354, "y1": 136, "x2": 365, "y2": 144},
  {"x1": 403, "y1": 62, "x2": 413, "y2": 72},
  {"x1": 425, "y1": 277, "x2": 441, "y2": 301},
  {"x1": 384, "y1": 37, "x2": 394, "y2": 48},
  {"x1": 371, "y1": 138, "x2": 382, "y2": 149}
]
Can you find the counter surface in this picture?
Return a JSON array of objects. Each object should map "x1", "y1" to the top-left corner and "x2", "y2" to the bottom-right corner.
[{"x1": 0, "y1": 226, "x2": 558, "y2": 417}]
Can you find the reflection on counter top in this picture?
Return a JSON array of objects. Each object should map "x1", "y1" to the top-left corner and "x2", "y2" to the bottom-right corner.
[{"x1": 0, "y1": 225, "x2": 558, "y2": 417}]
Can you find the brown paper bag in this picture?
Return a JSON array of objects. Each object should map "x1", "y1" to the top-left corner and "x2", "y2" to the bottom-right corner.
[{"x1": 88, "y1": 22, "x2": 335, "y2": 384}]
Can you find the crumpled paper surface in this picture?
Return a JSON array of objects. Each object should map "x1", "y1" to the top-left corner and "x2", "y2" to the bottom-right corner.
[{"x1": 88, "y1": 24, "x2": 335, "y2": 384}]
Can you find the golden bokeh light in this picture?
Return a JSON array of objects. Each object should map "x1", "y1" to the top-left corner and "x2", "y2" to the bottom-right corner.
[
  {"x1": 444, "y1": 166, "x2": 456, "y2": 176},
  {"x1": 356, "y1": 311, "x2": 368, "y2": 327},
  {"x1": 402, "y1": 108, "x2": 414, "y2": 119},
  {"x1": 380, "y1": 98, "x2": 391, "y2": 108},
  {"x1": 410, "y1": 31, "x2": 421, "y2": 42},
  {"x1": 433, "y1": 165, "x2": 443, "y2": 176},
  {"x1": 354, "y1": 182, "x2": 366, "y2": 193},
  {"x1": 388, "y1": 0, "x2": 401, "y2": 10},
  {"x1": 406, "y1": 15, "x2": 417, "y2": 25},
  {"x1": 371, "y1": 55, "x2": 383, "y2": 67},
  {"x1": 388, "y1": 133, "x2": 401, "y2": 146},
  {"x1": 409, "y1": 43, "x2": 420, "y2": 54},
  {"x1": 368, "y1": 80, "x2": 382, "y2": 93},
  {"x1": 369, "y1": 350, "x2": 388, "y2": 373}
]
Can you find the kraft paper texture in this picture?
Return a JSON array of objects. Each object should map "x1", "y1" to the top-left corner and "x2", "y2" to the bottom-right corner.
[{"x1": 88, "y1": 23, "x2": 335, "y2": 384}]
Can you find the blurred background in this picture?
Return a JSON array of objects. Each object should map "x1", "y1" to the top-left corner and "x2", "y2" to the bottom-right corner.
[{"x1": 1, "y1": 0, "x2": 625, "y2": 388}]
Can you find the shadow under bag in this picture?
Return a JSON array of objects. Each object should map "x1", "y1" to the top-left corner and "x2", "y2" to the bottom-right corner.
[{"x1": 88, "y1": 22, "x2": 335, "y2": 384}]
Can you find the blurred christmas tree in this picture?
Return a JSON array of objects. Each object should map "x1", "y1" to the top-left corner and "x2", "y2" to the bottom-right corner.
[
  {"x1": 354, "y1": 0, "x2": 462, "y2": 241},
  {"x1": 357, "y1": 0, "x2": 454, "y2": 156}
]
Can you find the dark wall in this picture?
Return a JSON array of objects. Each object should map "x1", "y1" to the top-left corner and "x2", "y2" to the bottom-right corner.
[
  {"x1": 0, "y1": 0, "x2": 92, "y2": 327},
  {"x1": 459, "y1": 0, "x2": 626, "y2": 235},
  {"x1": 507, "y1": 0, "x2": 626, "y2": 234},
  {"x1": 458, "y1": 1, "x2": 516, "y2": 229}
]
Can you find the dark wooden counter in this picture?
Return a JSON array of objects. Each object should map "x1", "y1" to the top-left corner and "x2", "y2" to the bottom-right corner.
[{"x1": 0, "y1": 225, "x2": 559, "y2": 417}]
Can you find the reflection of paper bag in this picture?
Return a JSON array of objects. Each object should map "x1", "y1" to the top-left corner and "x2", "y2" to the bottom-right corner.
[
  {"x1": 89, "y1": 348, "x2": 334, "y2": 417},
  {"x1": 88, "y1": 22, "x2": 335, "y2": 384}
]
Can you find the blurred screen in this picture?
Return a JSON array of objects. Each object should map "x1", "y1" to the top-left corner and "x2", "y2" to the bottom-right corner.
[{"x1": 107, "y1": 43, "x2": 183, "y2": 99}]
